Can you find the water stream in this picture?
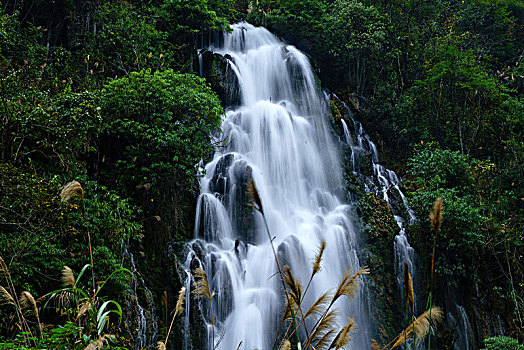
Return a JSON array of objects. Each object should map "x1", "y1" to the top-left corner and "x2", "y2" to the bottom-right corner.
[
  {"x1": 184, "y1": 23, "x2": 370, "y2": 349},
  {"x1": 338, "y1": 103, "x2": 417, "y2": 307}
]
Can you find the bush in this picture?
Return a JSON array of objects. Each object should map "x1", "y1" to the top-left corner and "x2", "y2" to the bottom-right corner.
[
  {"x1": 481, "y1": 336, "x2": 524, "y2": 350},
  {"x1": 98, "y1": 69, "x2": 222, "y2": 241}
]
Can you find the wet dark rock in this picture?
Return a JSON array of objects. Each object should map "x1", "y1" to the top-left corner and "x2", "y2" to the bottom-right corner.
[
  {"x1": 229, "y1": 159, "x2": 257, "y2": 244},
  {"x1": 209, "y1": 153, "x2": 235, "y2": 197},
  {"x1": 200, "y1": 50, "x2": 241, "y2": 107}
]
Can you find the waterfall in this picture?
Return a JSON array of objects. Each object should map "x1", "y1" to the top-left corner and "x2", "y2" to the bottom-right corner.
[
  {"x1": 184, "y1": 23, "x2": 370, "y2": 349},
  {"x1": 338, "y1": 102, "x2": 419, "y2": 313},
  {"x1": 126, "y1": 250, "x2": 159, "y2": 349}
]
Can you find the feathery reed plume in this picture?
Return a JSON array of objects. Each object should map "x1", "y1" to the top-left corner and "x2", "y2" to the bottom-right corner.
[
  {"x1": 279, "y1": 339, "x2": 291, "y2": 350},
  {"x1": 312, "y1": 241, "x2": 326, "y2": 276},
  {"x1": 192, "y1": 268, "x2": 213, "y2": 300},
  {"x1": 315, "y1": 329, "x2": 336, "y2": 350},
  {"x1": 156, "y1": 341, "x2": 166, "y2": 350},
  {"x1": 390, "y1": 307, "x2": 443, "y2": 349},
  {"x1": 427, "y1": 198, "x2": 444, "y2": 349},
  {"x1": 371, "y1": 339, "x2": 381, "y2": 350},
  {"x1": 20, "y1": 291, "x2": 39, "y2": 319},
  {"x1": 61, "y1": 182, "x2": 96, "y2": 295},
  {"x1": 304, "y1": 291, "x2": 330, "y2": 319},
  {"x1": 330, "y1": 317, "x2": 356, "y2": 349},
  {"x1": 0, "y1": 256, "x2": 35, "y2": 343},
  {"x1": 332, "y1": 268, "x2": 369, "y2": 303},
  {"x1": 303, "y1": 240, "x2": 327, "y2": 301},
  {"x1": 62, "y1": 266, "x2": 75, "y2": 288},
  {"x1": 85, "y1": 334, "x2": 114, "y2": 350},
  {"x1": 247, "y1": 178, "x2": 264, "y2": 214},
  {"x1": 284, "y1": 292, "x2": 299, "y2": 321},
  {"x1": 175, "y1": 286, "x2": 186, "y2": 316},
  {"x1": 60, "y1": 181, "x2": 83, "y2": 201},
  {"x1": 0, "y1": 286, "x2": 14, "y2": 305},
  {"x1": 309, "y1": 309, "x2": 338, "y2": 346},
  {"x1": 20, "y1": 291, "x2": 42, "y2": 336},
  {"x1": 283, "y1": 265, "x2": 303, "y2": 304},
  {"x1": 162, "y1": 286, "x2": 186, "y2": 349},
  {"x1": 191, "y1": 269, "x2": 216, "y2": 349},
  {"x1": 429, "y1": 197, "x2": 443, "y2": 235},
  {"x1": 403, "y1": 262, "x2": 414, "y2": 316}
]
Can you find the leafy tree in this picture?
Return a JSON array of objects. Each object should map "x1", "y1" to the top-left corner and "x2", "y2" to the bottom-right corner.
[
  {"x1": 406, "y1": 144, "x2": 488, "y2": 281},
  {"x1": 326, "y1": 0, "x2": 387, "y2": 93},
  {"x1": 99, "y1": 69, "x2": 222, "y2": 243}
]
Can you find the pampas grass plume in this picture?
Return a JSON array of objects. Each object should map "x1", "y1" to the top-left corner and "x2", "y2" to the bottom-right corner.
[
  {"x1": 331, "y1": 317, "x2": 355, "y2": 349},
  {"x1": 247, "y1": 178, "x2": 264, "y2": 214},
  {"x1": 60, "y1": 181, "x2": 83, "y2": 201},
  {"x1": 157, "y1": 341, "x2": 166, "y2": 350},
  {"x1": 391, "y1": 307, "x2": 443, "y2": 349},
  {"x1": 175, "y1": 286, "x2": 186, "y2": 317},
  {"x1": 62, "y1": 266, "x2": 75, "y2": 288},
  {"x1": 429, "y1": 197, "x2": 443, "y2": 235},
  {"x1": 371, "y1": 339, "x2": 381, "y2": 350},
  {"x1": 192, "y1": 268, "x2": 213, "y2": 300},
  {"x1": 312, "y1": 240, "x2": 326, "y2": 276},
  {"x1": 0, "y1": 286, "x2": 14, "y2": 305},
  {"x1": 403, "y1": 262, "x2": 414, "y2": 316},
  {"x1": 279, "y1": 339, "x2": 291, "y2": 350}
]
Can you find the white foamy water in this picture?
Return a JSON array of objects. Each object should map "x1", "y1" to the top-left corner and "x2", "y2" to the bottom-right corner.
[{"x1": 184, "y1": 23, "x2": 370, "y2": 349}]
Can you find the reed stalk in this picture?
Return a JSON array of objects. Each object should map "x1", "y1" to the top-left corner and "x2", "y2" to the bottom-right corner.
[
  {"x1": 60, "y1": 181, "x2": 96, "y2": 295},
  {"x1": 248, "y1": 178, "x2": 303, "y2": 348},
  {"x1": 427, "y1": 198, "x2": 443, "y2": 349}
]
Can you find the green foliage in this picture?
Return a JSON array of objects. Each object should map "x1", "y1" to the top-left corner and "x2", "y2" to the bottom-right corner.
[
  {"x1": 0, "y1": 163, "x2": 141, "y2": 294},
  {"x1": 481, "y1": 336, "x2": 524, "y2": 350},
  {"x1": 99, "y1": 69, "x2": 222, "y2": 196},
  {"x1": 406, "y1": 144, "x2": 488, "y2": 280},
  {"x1": 326, "y1": 0, "x2": 386, "y2": 92}
]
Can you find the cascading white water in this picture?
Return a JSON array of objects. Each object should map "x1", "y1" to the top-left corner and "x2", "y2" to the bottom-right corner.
[
  {"x1": 338, "y1": 102, "x2": 419, "y2": 312},
  {"x1": 184, "y1": 23, "x2": 370, "y2": 349}
]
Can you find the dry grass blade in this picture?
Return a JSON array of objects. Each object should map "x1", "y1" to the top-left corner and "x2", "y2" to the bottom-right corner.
[
  {"x1": 390, "y1": 307, "x2": 443, "y2": 349},
  {"x1": 329, "y1": 317, "x2": 355, "y2": 349},
  {"x1": 85, "y1": 334, "x2": 114, "y2": 350},
  {"x1": 247, "y1": 178, "x2": 264, "y2": 214},
  {"x1": 175, "y1": 286, "x2": 186, "y2": 317},
  {"x1": 403, "y1": 262, "x2": 414, "y2": 316},
  {"x1": 312, "y1": 240, "x2": 326, "y2": 276},
  {"x1": 0, "y1": 286, "x2": 14, "y2": 306},
  {"x1": 156, "y1": 341, "x2": 166, "y2": 350},
  {"x1": 283, "y1": 265, "x2": 302, "y2": 304},
  {"x1": 279, "y1": 339, "x2": 291, "y2": 350},
  {"x1": 429, "y1": 197, "x2": 443, "y2": 235},
  {"x1": 304, "y1": 291, "x2": 330, "y2": 320},
  {"x1": 191, "y1": 268, "x2": 213, "y2": 300},
  {"x1": 371, "y1": 339, "x2": 381, "y2": 350},
  {"x1": 62, "y1": 266, "x2": 76, "y2": 288},
  {"x1": 60, "y1": 181, "x2": 83, "y2": 202},
  {"x1": 333, "y1": 268, "x2": 369, "y2": 302}
]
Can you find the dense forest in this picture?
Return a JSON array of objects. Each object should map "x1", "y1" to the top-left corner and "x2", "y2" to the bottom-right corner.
[{"x1": 0, "y1": 0, "x2": 522, "y2": 349}]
